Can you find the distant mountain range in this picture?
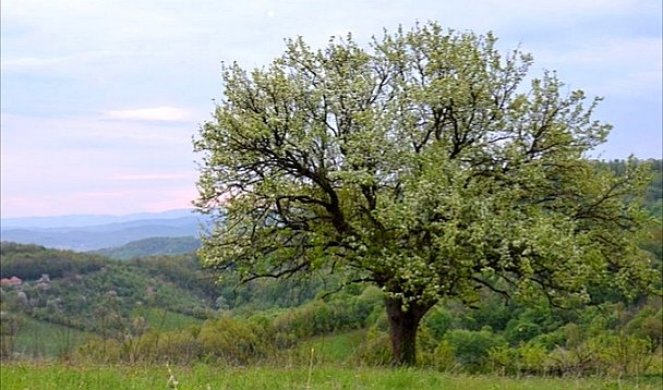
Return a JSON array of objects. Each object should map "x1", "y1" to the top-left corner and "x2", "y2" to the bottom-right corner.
[
  {"x1": 0, "y1": 209, "x2": 214, "y2": 251},
  {"x1": 1, "y1": 209, "x2": 196, "y2": 229}
]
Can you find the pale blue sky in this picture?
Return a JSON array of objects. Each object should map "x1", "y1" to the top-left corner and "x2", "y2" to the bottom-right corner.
[{"x1": 1, "y1": 0, "x2": 661, "y2": 218}]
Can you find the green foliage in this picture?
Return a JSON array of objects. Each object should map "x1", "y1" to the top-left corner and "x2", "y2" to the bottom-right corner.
[
  {"x1": 269, "y1": 290, "x2": 382, "y2": 342},
  {"x1": 0, "y1": 243, "x2": 216, "y2": 359},
  {"x1": 6, "y1": 249, "x2": 210, "y2": 322},
  {"x1": 589, "y1": 333, "x2": 654, "y2": 376},
  {"x1": 95, "y1": 236, "x2": 200, "y2": 260},
  {"x1": 195, "y1": 21, "x2": 655, "y2": 365},
  {"x1": 215, "y1": 274, "x2": 333, "y2": 311},
  {"x1": 517, "y1": 342, "x2": 549, "y2": 374},
  {"x1": 460, "y1": 298, "x2": 514, "y2": 332},
  {"x1": 601, "y1": 159, "x2": 662, "y2": 218},
  {"x1": 198, "y1": 316, "x2": 269, "y2": 364},
  {"x1": 0, "y1": 242, "x2": 105, "y2": 280},
  {"x1": 488, "y1": 342, "x2": 549, "y2": 375},
  {"x1": 431, "y1": 340, "x2": 457, "y2": 372},
  {"x1": 72, "y1": 285, "x2": 385, "y2": 366},
  {"x1": 353, "y1": 327, "x2": 393, "y2": 366},
  {"x1": 505, "y1": 320, "x2": 542, "y2": 345},
  {"x1": 624, "y1": 305, "x2": 663, "y2": 348},
  {"x1": 423, "y1": 305, "x2": 454, "y2": 339},
  {"x1": 442, "y1": 328, "x2": 508, "y2": 370}
]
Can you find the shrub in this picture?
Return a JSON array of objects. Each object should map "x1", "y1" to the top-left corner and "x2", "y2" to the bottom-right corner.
[
  {"x1": 353, "y1": 327, "x2": 392, "y2": 366},
  {"x1": 589, "y1": 333, "x2": 653, "y2": 376},
  {"x1": 517, "y1": 342, "x2": 548, "y2": 375},
  {"x1": 487, "y1": 345, "x2": 518, "y2": 375},
  {"x1": 547, "y1": 342, "x2": 597, "y2": 376},
  {"x1": 528, "y1": 327, "x2": 566, "y2": 351},
  {"x1": 197, "y1": 316, "x2": 269, "y2": 364},
  {"x1": 505, "y1": 319, "x2": 542, "y2": 345},
  {"x1": 442, "y1": 328, "x2": 507, "y2": 371},
  {"x1": 625, "y1": 308, "x2": 663, "y2": 348},
  {"x1": 76, "y1": 338, "x2": 122, "y2": 364},
  {"x1": 424, "y1": 306, "x2": 453, "y2": 340},
  {"x1": 432, "y1": 340, "x2": 457, "y2": 372},
  {"x1": 154, "y1": 330, "x2": 201, "y2": 364}
]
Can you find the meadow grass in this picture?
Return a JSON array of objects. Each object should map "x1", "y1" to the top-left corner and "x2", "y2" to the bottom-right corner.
[
  {"x1": 1, "y1": 362, "x2": 661, "y2": 389},
  {"x1": 291, "y1": 330, "x2": 365, "y2": 364},
  {"x1": 9, "y1": 309, "x2": 201, "y2": 359},
  {"x1": 13, "y1": 318, "x2": 91, "y2": 358},
  {"x1": 137, "y1": 308, "x2": 204, "y2": 332}
]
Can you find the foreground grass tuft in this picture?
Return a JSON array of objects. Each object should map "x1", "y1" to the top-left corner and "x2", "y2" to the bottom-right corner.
[{"x1": 1, "y1": 363, "x2": 661, "y2": 389}]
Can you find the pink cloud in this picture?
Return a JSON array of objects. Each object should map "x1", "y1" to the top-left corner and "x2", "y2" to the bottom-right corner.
[{"x1": 1, "y1": 187, "x2": 197, "y2": 218}]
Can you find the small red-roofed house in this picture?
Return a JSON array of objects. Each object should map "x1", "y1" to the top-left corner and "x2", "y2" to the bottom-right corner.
[{"x1": 0, "y1": 276, "x2": 23, "y2": 287}]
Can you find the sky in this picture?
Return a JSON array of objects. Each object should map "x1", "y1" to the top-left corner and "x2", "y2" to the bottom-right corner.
[{"x1": 1, "y1": 0, "x2": 661, "y2": 218}]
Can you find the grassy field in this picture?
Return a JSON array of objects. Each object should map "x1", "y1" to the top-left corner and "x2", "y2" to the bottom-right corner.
[
  {"x1": 1, "y1": 363, "x2": 661, "y2": 390},
  {"x1": 8, "y1": 309, "x2": 202, "y2": 359},
  {"x1": 13, "y1": 318, "x2": 91, "y2": 358},
  {"x1": 137, "y1": 308, "x2": 204, "y2": 332},
  {"x1": 290, "y1": 331, "x2": 366, "y2": 364}
]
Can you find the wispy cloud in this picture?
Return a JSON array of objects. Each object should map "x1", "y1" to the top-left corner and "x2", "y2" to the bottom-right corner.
[
  {"x1": 535, "y1": 37, "x2": 662, "y2": 67},
  {"x1": 0, "y1": 187, "x2": 197, "y2": 218},
  {"x1": 103, "y1": 106, "x2": 193, "y2": 122},
  {"x1": 482, "y1": 0, "x2": 641, "y2": 16},
  {"x1": 1, "y1": 51, "x2": 114, "y2": 72},
  {"x1": 77, "y1": 191, "x2": 129, "y2": 198},
  {"x1": 1, "y1": 113, "x2": 193, "y2": 147},
  {"x1": 111, "y1": 173, "x2": 194, "y2": 181}
]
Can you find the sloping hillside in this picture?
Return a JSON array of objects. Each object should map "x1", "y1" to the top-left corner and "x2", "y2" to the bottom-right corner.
[
  {"x1": 94, "y1": 236, "x2": 201, "y2": 260},
  {"x1": 0, "y1": 243, "x2": 217, "y2": 338}
]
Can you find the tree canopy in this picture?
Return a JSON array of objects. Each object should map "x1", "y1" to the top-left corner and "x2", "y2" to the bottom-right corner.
[{"x1": 194, "y1": 22, "x2": 655, "y2": 365}]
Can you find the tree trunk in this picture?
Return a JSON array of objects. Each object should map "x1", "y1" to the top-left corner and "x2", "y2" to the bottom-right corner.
[{"x1": 384, "y1": 297, "x2": 433, "y2": 366}]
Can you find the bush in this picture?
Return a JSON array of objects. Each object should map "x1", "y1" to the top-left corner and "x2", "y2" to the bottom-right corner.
[
  {"x1": 76, "y1": 338, "x2": 122, "y2": 364},
  {"x1": 442, "y1": 328, "x2": 507, "y2": 371},
  {"x1": 547, "y1": 345, "x2": 593, "y2": 376},
  {"x1": 431, "y1": 340, "x2": 457, "y2": 372},
  {"x1": 505, "y1": 319, "x2": 542, "y2": 345},
  {"x1": 529, "y1": 328, "x2": 566, "y2": 351},
  {"x1": 197, "y1": 316, "x2": 269, "y2": 364},
  {"x1": 424, "y1": 306, "x2": 453, "y2": 339},
  {"x1": 589, "y1": 333, "x2": 653, "y2": 376},
  {"x1": 625, "y1": 308, "x2": 663, "y2": 348},
  {"x1": 353, "y1": 327, "x2": 392, "y2": 366},
  {"x1": 270, "y1": 294, "x2": 380, "y2": 341},
  {"x1": 487, "y1": 345, "x2": 518, "y2": 375},
  {"x1": 517, "y1": 342, "x2": 548, "y2": 375},
  {"x1": 461, "y1": 298, "x2": 513, "y2": 332}
]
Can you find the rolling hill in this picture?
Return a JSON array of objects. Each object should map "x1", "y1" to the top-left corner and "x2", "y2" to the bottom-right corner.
[
  {"x1": 0, "y1": 211, "x2": 212, "y2": 251},
  {"x1": 94, "y1": 236, "x2": 201, "y2": 260}
]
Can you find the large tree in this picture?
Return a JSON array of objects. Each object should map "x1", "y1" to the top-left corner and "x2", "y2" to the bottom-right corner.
[{"x1": 194, "y1": 23, "x2": 654, "y2": 365}]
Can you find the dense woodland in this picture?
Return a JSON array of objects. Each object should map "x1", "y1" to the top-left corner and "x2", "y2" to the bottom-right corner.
[{"x1": 0, "y1": 159, "x2": 661, "y2": 377}]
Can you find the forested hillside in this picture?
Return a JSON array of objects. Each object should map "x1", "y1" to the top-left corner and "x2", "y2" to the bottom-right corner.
[
  {"x1": 601, "y1": 159, "x2": 662, "y2": 217},
  {"x1": 0, "y1": 244, "x2": 216, "y2": 356},
  {"x1": 94, "y1": 236, "x2": 201, "y2": 260}
]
